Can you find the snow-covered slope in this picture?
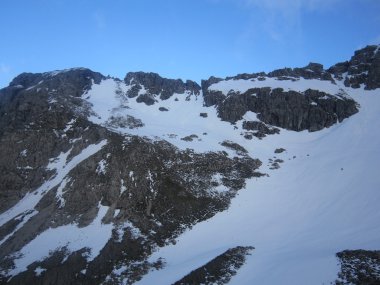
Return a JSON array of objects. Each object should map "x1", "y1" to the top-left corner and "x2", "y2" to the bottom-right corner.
[
  {"x1": 81, "y1": 64, "x2": 379, "y2": 284},
  {"x1": 84, "y1": 78, "x2": 246, "y2": 154},
  {"x1": 0, "y1": 45, "x2": 379, "y2": 284},
  {"x1": 134, "y1": 85, "x2": 380, "y2": 285}
]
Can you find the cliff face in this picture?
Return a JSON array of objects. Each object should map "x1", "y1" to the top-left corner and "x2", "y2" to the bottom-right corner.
[
  {"x1": 124, "y1": 71, "x2": 201, "y2": 104},
  {"x1": 214, "y1": 87, "x2": 358, "y2": 132},
  {"x1": 0, "y1": 45, "x2": 379, "y2": 285},
  {"x1": 201, "y1": 46, "x2": 380, "y2": 132},
  {"x1": 328, "y1": 45, "x2": 380, "y2": 90}
]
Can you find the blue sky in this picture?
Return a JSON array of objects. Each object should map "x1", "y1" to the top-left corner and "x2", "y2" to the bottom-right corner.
[{"x1": 1, "y1": 0, "x2": 379, "y2": 87}]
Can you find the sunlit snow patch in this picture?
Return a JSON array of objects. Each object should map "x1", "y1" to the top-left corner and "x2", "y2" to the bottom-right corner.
[
  {"x1": 209, "y1": 77, "x2": 352, "y2": 99},
  {"x1": 9, "y1": 203, "x2": 113, "y2": 277}
]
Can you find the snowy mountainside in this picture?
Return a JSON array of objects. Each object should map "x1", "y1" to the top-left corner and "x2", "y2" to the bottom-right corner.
[{"x1": 0, "y1": 45, "x2": 379, "y2": 285}]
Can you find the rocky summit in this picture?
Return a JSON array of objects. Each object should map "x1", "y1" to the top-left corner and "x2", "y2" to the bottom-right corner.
[{"x1": 0, "y1": 45, "x2": 379, "y2": 285}]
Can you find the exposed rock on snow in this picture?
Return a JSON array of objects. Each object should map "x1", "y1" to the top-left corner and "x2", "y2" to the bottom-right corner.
[
  {"x1": 172, "y1": 246, "x2": 254, "y2": 285},
  {"x1": 0, "y1": 44, "x2": 379, "y2": 285},
  {"x1": 206, "y1": 87, "x2": 358, "y2": 132},
  {"x1": 124, "y1": 71, "x2": 200, "y2": 101},
  {"x1": 335, "y1": 250, "x2": 380, "y2": 285},
  {"x1": 328, "y1": 45, "x2": 380, "y2": 90}
]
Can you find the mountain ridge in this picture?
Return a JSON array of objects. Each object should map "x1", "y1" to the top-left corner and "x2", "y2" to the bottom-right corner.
[
  {"x1": 0, "y1": 44, "x2": 379, "y2": 285},
  {"x1": 9, "y1": 44, "x2": 379, "y2": 91}
]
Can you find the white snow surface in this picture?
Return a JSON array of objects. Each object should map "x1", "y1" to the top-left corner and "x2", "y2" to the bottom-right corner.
[
  {"x1": 85, "y1": 79, "x2": 247, "y2": 153},
  {"x1": 96, "y1": 159, "x2": 107, "y2": 175},
  {"x1": 55, "y1": 177, "x2": 71, "y2": 208},
  {"x1": 34, "y1": 266, "x2": 46, "y2": 276},
  {"x1": 9, "y1": 203, "x2": 113, "y2": 276},
  {"x1": 45, "y1": 67, "x2": 88, "y2": 77},
  {"x1": 129, "y1": 85, "x2": 380, "y2": 285},
  {"x1": 209, "y1": 77, "x2": 348, "y2": 97}
]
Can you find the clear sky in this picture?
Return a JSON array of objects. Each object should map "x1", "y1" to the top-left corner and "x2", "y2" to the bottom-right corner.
[{"x1": 1, "y1": 0, "x2": 379, "y2": 88}]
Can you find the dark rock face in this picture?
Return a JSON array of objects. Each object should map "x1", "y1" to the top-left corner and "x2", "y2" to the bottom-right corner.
[
  {"x1": 0, "y1": 71, "x2": 103, "y2": 213},
  {"x1": 136, "y1": 93, "x2": 156, "y2": 105},
  {"x1": 9, "y1": 68, "x2": 105, "y2": 97},
  {"x1": 328, "y1": 45, "x2": 380, "y2": 90},
  {"x1": 215, "y1": 87, "x2": 358, "y2": 132},
  {"x1": 220, "y1": 141, "x2": 248, "y2": 155},
  {"x1": 201, "y1": 76, "x2": 225, "y2": 107},
  {"x1": 213, "y1": 63, "x2": 333, "y2": 83},
  {"x1": 242, "y1": 121, "x2": 280, "y2": 138},
  {"x1": 268, "y1": 62, "x2": 334, "y2": 81},
  {"x1": 105, "y1": 115, "x2": 144, "y2": 129},
  {"x1": 180, "y1": 134, "x2": 198, "y2": 141},
  {"x1": 172, "y1": 246, "x2": 254, "y2": 285},
  {"x1": 125, "y1": 72, "x2": 201, "y2": 101},
  {"x1": 201, "y1": 73, "x2": 356, "y2": 133},
  {"x1": 225, "y1": 72, "x2": 266, "y2": 81},
  {"x1": 203, "y1": 90, "x2": 225, "y2": 107},
  {"x1": 335, "y1": 250, "x2": 380, "y2": 285},
  {"x1": 126, "y1": 84, "x2": 141, "y2": 98},
  {"x1": 274, "y1": 148, "x2": 286, "y2": 154}
]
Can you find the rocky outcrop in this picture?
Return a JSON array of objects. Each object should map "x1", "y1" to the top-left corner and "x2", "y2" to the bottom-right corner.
[
  {"x1": 328, "y1": 45, "x2": 380, "y2": 89},
  {"x1": 221, "y1": 141, "x2": 248, "y2": 155},
  {"x1": 216, "y1": 87, "x2": 358, "y2": 132},
  {"x1": 125, "y1": 72, "x2": 201, "y2": 102},
  {"x1": 242, "y1": 121, "x2": 280, "y2": 139},
  {"x1": 225, "y1": 72, "x2": 266, "y2": 81},
  {"x1": 335, "y1": 250, "x2": 380, "y2": 284},
  {"x1": 267, "y1": 62, "x2": 334, "y2": 81},
  {"x1": 201, "y1": 76, "x2": 225, "y2": 107},
  {"x1": 105, "y1": 115, "x2": 144, "y2": 129},
  {"x1": 201, "y1": 45, "x2": 380, "y2": 133},
  {"x1": 172, "y1": 246, "x2": 254, "y2": 285},
  {"x1": 136, "y1": 93, "x2": 156, "y2": 105},
  {"x1": 222, "y1": 63, "x2": 334, "y2": 82},
  {"x1": 9, "y1": 68, "x2": 105, "y2": 97}
]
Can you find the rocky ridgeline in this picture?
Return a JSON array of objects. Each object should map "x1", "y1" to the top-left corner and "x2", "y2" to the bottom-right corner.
[
  {"x1": 202, "y1": 45, "x2": 380, "y2": 90},
  {"x1": 201, "y1": 45, "x2": 380, "y2": 132},
  {"x1": 329, "y1": 45, "x2": 380, "y2": 89},
  {"x1": 124, "y1": 72, "x2": 201, "y2": 105},
  {"x1": 8, "y1": 68, "x2": 105, "y2": 98}
]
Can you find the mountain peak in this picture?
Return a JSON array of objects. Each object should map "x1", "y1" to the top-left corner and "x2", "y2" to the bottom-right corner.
[
  {"x1": 8, "y1": 68, "x2": 105, "y2": 97},
  {"x1": 124, "y1": 71, "x2": 201, "y2": 101}
]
